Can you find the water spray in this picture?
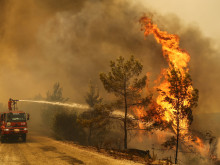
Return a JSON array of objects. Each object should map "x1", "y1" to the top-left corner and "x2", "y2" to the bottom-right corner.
[
  {"x1": 19, "y1": 100, "x2": 89, "y2": 109},
  {"x1": 19, "y1": 100, "x2": 145, "y2": 126}
]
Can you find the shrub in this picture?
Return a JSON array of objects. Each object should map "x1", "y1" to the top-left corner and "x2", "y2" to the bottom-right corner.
[{"x1": 52, "y1": 110, "x2": 86, "y2": 144}]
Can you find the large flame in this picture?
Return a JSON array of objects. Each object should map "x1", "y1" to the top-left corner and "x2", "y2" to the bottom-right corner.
[
  {"x1": 137, "y1": 17, "x2": 211, "y2": 157},
  {"x1": 139, "y1": 16, "x2": 192, "y2": 136}
]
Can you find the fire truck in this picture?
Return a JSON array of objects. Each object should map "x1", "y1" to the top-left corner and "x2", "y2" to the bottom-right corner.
[{"x1": 0, "y1": 98, "x2": 29, "y2": 142}]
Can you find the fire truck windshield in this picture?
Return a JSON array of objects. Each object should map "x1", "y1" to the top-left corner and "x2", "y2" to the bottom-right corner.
[{"x1": 6, "y1": 113, "x2": 26, "y2": 122}]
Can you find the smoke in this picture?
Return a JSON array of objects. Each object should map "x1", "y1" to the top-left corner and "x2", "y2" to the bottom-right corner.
[
  {"x1": 0, "y1": 0, "x2": 218, "y2": 113},
  {"x1": 0, "y1": 0, "x2": 219, "y2": 161},
  {"x1": 0, "y1": 0, "x2": 162, "y2": 104}
]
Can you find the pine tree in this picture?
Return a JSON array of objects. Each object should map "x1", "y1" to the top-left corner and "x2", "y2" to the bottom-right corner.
[
  {"x1": 100, "y1": 55, "x2": 150, "y2": 149},
  {"x1": 79, "y1": 82, "x2": 110, "y2": 145},
  {"x1": 158, "y1": 64, "x2": 199, "y2": 164}
]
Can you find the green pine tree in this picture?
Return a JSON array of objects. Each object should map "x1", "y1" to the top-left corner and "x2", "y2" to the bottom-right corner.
[
  {"x1": 100, "y1": 55, "x2": 150, "y2": 149},
  {"x1": 79, "y1": 81, "x2": 110, "y2": 146}
]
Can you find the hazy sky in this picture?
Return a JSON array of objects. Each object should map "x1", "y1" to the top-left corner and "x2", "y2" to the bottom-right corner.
[{"x1": 139, "y1": 0, "x2": 220, "y2": 45}]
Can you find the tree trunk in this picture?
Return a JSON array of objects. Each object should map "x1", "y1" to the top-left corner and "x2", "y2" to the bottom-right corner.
[
  {"x1": 124, "y1": 79, "x2": 128, "y2": 150},
  {"x1": 124, "y1": 98, "x2": 128, "y2": 150},
  {"x1": 175, "y1": 81, "x2": 181, "y2": 164},
  {"x1": 175, "y1": 111, "x2": 180, "y2": 164},
  {"x1": 124, "y1": 102, "x2": 127, "y2": 149},
  {"x1": 88, "y1": 125, "x2": 92, "y2": 145}
]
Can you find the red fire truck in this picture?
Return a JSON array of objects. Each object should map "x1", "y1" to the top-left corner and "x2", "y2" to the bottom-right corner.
[{"x1": 0, "y1": 98, "x2": 29, "y2": 142}]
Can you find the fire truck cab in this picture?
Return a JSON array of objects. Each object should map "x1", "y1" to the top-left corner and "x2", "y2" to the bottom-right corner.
[{"x1": 0, "y1": 99, "x2": 29, "y2": 142}]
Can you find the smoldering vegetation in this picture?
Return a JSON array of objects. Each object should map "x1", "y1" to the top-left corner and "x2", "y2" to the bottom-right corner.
[{"x1": 0, "y1": 0, "x2": 219, "y2": 164}]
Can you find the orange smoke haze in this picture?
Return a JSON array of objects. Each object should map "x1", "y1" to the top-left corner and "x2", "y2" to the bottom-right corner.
[{"x1": 0, "y1": 1, "x2": 219, "y2": 117}]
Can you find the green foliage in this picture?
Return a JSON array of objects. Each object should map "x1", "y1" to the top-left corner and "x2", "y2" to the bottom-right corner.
[
  {"x1": 78, "y1": 103, "x2": 111, "y2": 146},
  {"x1": 44, "y1": 83, "x2": 87, "y2": 144},
  {"x1": 42, "y1": 82, "x2": 68, "y2": 128},
  {"x1": 79, "y1": 103, "x2": 110, "y2": 129},
  {"x1": 46, "y1": 82, "x2": 68, "y2": 102},
  {"x1": 100, "y1": 55, "x2": 147, "y2": 105},
  {"x1": 79, "y1": 83, "x2": 111, "y2": 145},
  {"x1": 100, "y1": 55, "x2": 150, "y2": 149},
  {"x1": 85, "y1": 81, "x2": 102, "y2": 108},
  {"x1": 52, "y1": 111, "x2": 86, "y2": 144}
]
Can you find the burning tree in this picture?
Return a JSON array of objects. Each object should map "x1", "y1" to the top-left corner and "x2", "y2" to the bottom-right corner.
[
  {"x1": 139, "y1": 17, "x2": 199, "y2": 164},
  {"x1": 158, "y1": 64, "x2": 199, "y2": 164},
  {"x1": 100, "y1": 55, "x2": 150, "y2": 149}
]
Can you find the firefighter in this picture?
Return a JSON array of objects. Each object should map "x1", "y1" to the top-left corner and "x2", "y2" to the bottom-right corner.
[{"x1": 8, "y1": 98, "x2": 12, "y2": 111}]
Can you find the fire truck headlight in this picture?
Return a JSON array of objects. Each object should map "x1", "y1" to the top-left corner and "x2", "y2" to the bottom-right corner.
[
  {"x1": 4, "y1": 128, "x2": 9, "y2": 131},
  {"x1": 24, "y1": 128, "x2": 28, "y2": 131}
]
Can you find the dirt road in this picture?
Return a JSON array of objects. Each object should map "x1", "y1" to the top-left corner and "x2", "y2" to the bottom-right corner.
[{"x1": 0, "y1": 133, "x2": 143, "y2": 165}]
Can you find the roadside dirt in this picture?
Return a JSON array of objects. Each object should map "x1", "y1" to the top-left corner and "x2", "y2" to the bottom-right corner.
[{"x1": 0, "y1": 132, "x2": 144, "y2": 165}]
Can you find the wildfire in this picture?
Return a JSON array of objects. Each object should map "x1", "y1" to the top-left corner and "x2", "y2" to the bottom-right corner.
[
  {"x1": 195, "y1": 137, "x2": 204, "y2": 148},
  {"x1": 139, "y1": 16, "x2": 192, "y2": 135},
  {"x1": 133, "y1": 106, "x2": 146, "y2": 130},
  {"x1": 137, "y1": 16, "x2": 208, "y2": 157},
  {"x1": 139, "y1": 17, "x2": 190, "y2": 70}
]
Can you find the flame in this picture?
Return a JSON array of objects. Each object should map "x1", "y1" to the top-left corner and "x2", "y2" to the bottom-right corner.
[
  {"x1": 133, "y1": 105, "x2": 146, "y2": 120},
  {"x1": 195, "y1": 137, "x2": 204, "y2": 148},
  {"x1": 139, "y1": 16, "x2": 192, "y2": 135},
  {"x1": 132, "y1": 101, "x2": 147, "y2": 142},
  {"x1": 132, "y1": 105, "x2": 146, "y2": 138},
  {"x1": 139, "y1": 17, "x2": 190, "y2": 70},
  {"x1": 138, "y1": 16, "x2": 208, "y2": 156}
]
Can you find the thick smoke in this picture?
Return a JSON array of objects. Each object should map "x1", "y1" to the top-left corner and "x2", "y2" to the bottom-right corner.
[
  {"x1": 0, "y1": 0, "x2": 219, "y2": 128},
  {"x1": 0, "y1": 0, "x2": 219, "y2": 163}
]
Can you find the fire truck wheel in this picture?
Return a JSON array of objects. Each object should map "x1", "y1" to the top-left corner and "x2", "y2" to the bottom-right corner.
[{"x1": 22, "y1": 134, "x2": 26, "y2": 142}]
